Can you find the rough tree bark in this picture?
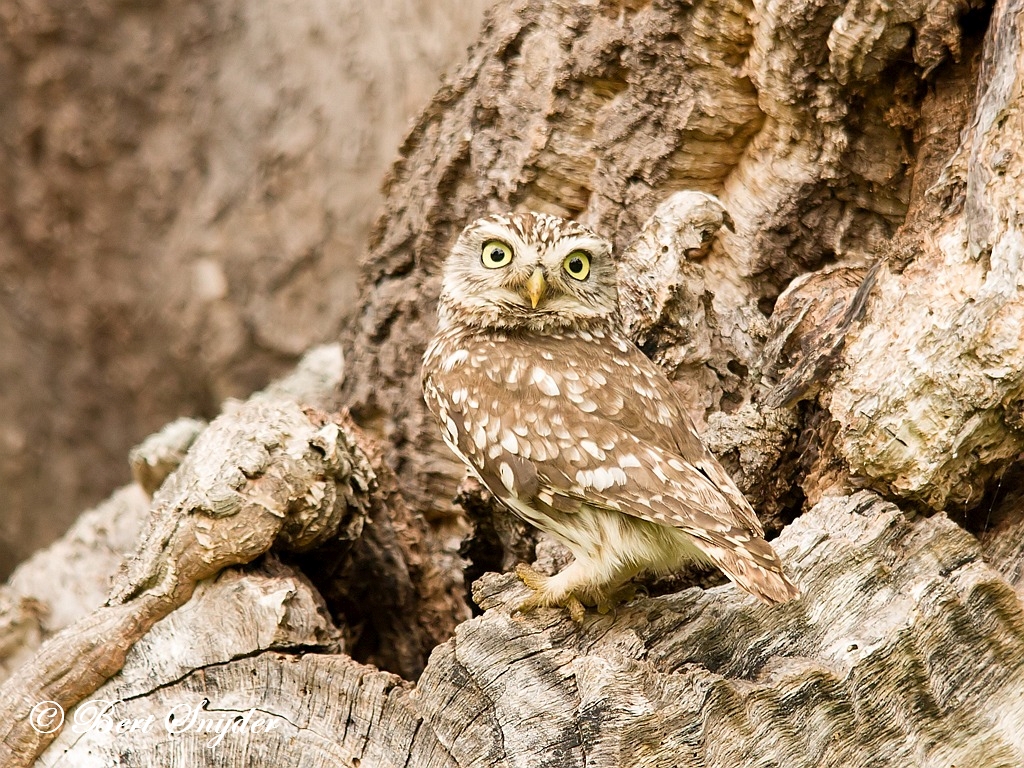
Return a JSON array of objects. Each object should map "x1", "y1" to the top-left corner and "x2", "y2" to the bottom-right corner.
[
  {"x1": 2, "y1": 0, "x2": 1024, "y2": 765},
  {"x1": 0, "y1": 0, "x2": 492, "y2": 576}
]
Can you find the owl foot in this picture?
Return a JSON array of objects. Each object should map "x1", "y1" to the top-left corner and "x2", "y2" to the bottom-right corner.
[
  {"x1": 514, "y1": 563, "x2": 586, "y2": 623},
  {"x1": 595, "y1": 583, "x2": 639, "y2": 615}
]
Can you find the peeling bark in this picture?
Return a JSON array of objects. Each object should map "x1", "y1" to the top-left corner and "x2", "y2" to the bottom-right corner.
[{"x1": 25, "y1": 493, "x2": 1024, "y2": 767}]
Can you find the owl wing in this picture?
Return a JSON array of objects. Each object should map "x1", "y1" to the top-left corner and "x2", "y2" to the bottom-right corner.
[
  {"x1": 423, "y1": 329, "x2": 797, "y2": 602},
  {"x1": 461, "y1": 401, "x2": 795, "y2": 603},
  {"x1": 496, "y1": 408, "x2": 772, "y2": 562},
  {"x1": 426, "y1": 376, "x2": 787, "y2": 583}
]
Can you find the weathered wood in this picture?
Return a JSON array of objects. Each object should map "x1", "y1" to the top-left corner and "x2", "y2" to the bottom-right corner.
[
  {"x1": 36, "y1": 560, "x2": 351, "y2": 767},
  {"x1": 0, "y1": 348, "x2": 372, "y2": 766},
  {"x1": 33, "y1": 492, "x2": 1024, "y2": 766},
  {"x1": 0, "y1": 0, "x2": 493, "y2": 572},
  {"x1": 826, "y1": 0, "x2": 1024, "y2": 511}
]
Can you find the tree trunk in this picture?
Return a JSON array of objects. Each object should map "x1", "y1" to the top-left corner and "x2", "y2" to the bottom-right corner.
[
  {"x1": 0, "y1": 0, "x2": 492, "y2": 576},
  {"x1": 3, "y1": 0, "x2": 1024, "y2": 765}
]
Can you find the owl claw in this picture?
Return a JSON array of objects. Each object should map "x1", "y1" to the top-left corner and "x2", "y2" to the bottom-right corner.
[
  {"x1": 565, "y1": 595, "x2": 586, "y2": 623},
  {"x1": 514, "y1": 563, "x2": 548, "y2": 591},
  {"x1": 514, "y1": 563, "x2": 587, "y2": 623},
  {"x1": 595, "y1": 583, "x2": 638, "y2": 614},
  {"x1": 516, "y1": 592, "x2": 586, "y2": 624}
]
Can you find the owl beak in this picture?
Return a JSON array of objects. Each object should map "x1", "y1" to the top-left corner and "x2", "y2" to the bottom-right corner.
[{"x1": 525, "y1": 268, "x2": 547, "y2": 309}]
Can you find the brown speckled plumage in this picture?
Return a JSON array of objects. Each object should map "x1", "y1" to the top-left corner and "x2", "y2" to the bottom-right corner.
[{"x1": 422, "y1": 212, "x2": 798, "y2": 618}]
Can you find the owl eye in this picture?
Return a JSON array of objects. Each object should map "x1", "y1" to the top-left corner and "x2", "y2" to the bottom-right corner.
[
  {"x1": 563, "y1": 251, "x2": 591, "y2": 280},
  {"x1": 481, "y1": 240, "x2": 514, "y2": 269}
]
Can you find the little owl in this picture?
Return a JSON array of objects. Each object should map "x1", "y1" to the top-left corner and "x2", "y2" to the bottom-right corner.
[{"x1": 422, "y1": 211, "x2": 798, "y2": 621}]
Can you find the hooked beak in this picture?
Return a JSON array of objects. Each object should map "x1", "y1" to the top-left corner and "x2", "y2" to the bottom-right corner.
[{"x1": 525, "y1": 268, "x2": 547, "y2": 309}]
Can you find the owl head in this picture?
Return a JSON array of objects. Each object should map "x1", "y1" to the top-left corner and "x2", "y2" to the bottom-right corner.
[{"x1": 437, "y1": 212, "x2": 618, "y2": 334}]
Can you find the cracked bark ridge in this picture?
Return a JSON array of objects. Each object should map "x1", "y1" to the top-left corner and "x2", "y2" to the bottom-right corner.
[
  {"x1": 341, "y1": 0, "x2": 979, "y2": 530},
  {"x1": 129, "y1": 418, "x2": 208, "y2": 497},
  {"x1": 759, "y1": 263, "x2": 880, "y2": 410},
  {"x1": 40, "y1": 492, "x2": 1024, "y2": 766},
  {"x1": 0, "y1": 346, "x2": 388, "y2": 767},
  {"x1": 974, "y1": 466, "x2": 1024, "y2": 598},
  {"x1": 616, "y1": 191, "x2": 738, "y2": 420},
  {"x1": 827, "y1": 0, "x2": 1024, "y2": 510}
]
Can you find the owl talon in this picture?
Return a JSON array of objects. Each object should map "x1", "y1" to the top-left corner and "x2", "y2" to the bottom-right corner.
[
  {"x1": 516, "y1": 592, "x2": 587, "y2": 624},
  {"x1": 514, "y1": 563, "x2": 587, "y2": 623},
  {"x1": 595, "y1": 583, "x2": 638, "y2": 614},
  {"x1": 566, "y1": 595, "x2": 586, "y2": 623},
  {"x1": 514, "y1": 563, "x2": 548, "y2": 591}
]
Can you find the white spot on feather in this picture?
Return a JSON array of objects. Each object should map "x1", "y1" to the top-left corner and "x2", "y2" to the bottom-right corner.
[
  {"x1": 577, "y1": 466, "x2": 628, "y2": 491},
  {"x1": 499, "y1": 462, "x2": 515, "y2": 492},
  {"x1": 530, "y1": 366, "x2": 560, "y2": 396},
  {"x1": 607, "y1": 466, "x2": 628, "y2": 485},
  {"x1": 443, "y1": 416, "x2": 458, "y2": 440},
  {"x1": 562, "y1": 445, "x2": 583, "y2": 463},
  {"x1": 531, "y1": 440, "x2": 547, "y2": 461},
  {"x1": 501, "y1": 431, "x2": 519, "y2": 453},
  {"x1": 442, "y1": 349, "x2": 469, "y2": 372}
]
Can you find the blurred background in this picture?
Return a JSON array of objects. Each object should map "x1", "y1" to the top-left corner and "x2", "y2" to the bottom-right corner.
[{"x1": 0, "y1": 0, "x2": 493, "y2": 578}]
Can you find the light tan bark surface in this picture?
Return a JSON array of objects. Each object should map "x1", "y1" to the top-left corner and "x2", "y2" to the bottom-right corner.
[{"x1": 0, "y1": 0, "x2": 493, "y2": 576}]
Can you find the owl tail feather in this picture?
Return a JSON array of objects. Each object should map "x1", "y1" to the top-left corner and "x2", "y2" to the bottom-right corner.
[{"x1": 692, "y1": 533, "x2": 800, "y2": 605}]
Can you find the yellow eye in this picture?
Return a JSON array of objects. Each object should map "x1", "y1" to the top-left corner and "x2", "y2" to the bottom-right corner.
[
  {"x1": 481, "y1": 240, "x2": 513, "y2": 269},
  {"x1": 563, "y1": 251, "x2": 591, "y2": 280}
]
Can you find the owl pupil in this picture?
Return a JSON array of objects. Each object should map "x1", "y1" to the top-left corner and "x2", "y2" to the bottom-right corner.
[
  {"x1": 569, "y1": 257, "x2": 583, "y2": 273},
  {"x1": 489, "y1": 249, "x2": 503, "y2": 262}
]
